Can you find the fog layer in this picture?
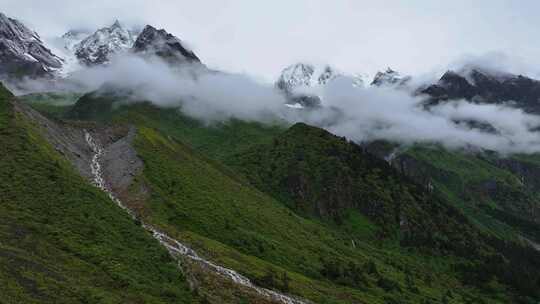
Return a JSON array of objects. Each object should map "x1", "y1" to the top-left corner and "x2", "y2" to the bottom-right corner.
[{"x1": 16, "y1": 54, "x2": 540, "y2": 154}]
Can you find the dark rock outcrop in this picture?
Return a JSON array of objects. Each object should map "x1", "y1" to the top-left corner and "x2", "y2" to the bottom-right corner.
[
  {"x1": 422, "y1": 68, "x2": 540, "y2": 114},
  {"x1": 132, "y1": 25, "x2": 201, "y2": 64}
]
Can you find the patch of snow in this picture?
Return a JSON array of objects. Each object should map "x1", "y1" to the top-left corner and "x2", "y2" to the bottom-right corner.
[
  {"x1": 285, "y1": 103, "x2": 304, "y2": 109},
  {"x1": 23, "y1": 53, "x2": 38, "y2": 62}
]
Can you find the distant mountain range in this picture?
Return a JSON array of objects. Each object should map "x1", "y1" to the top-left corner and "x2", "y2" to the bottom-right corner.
[
  {"x1": 4, "y1": 9, "x2": 540, "y2": 304},
  {"x1": 0, "y1": 13, "x2": 200, "y2": 80},
  {"x1": 4, "y1": 11, "x2": 540, "y2": 117}
]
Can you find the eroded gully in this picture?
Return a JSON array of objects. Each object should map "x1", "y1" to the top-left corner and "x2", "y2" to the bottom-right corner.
[{"x1": 84, "y1": 131, "x2": 309, "y2": 304}]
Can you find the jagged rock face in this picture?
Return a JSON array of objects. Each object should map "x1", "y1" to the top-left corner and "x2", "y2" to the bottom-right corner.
[
  {"x1": 371, "y1": 68, "x2": 411, "y2": 87},
  {"x1": 0, "y1": 12, "x2": 63, "y2": 78},
  {"x1": 75, "y1": 21, "x2": 136, "y2": 66},
  {"x1": 132, "y1": 25, "x2": 200, "y2": 64},
  {"x1": 422, "y1": 68, "x2": 540, "y2": 113}
]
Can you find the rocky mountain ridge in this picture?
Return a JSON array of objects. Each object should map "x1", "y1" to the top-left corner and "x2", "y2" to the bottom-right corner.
[
  {"x1": 0, "y1": 11, "x2": 201, "y2": 80},
  {"x1": 132, "y1": 25, "x2": 200, "y2": 64},
  {"x1": 422, "y1": 67, "x2": 540, "y2": 113},
  {"x1": 74, "y1": 20, "x2": 137, "y2": 66},
  {"x1": 0, "y1": 12, "x2": 63, "y2": 79}
]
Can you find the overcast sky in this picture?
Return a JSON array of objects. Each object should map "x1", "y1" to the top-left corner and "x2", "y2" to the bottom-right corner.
[{"x1": 4, "y1": 0, "x2": 540, "y2": 81}]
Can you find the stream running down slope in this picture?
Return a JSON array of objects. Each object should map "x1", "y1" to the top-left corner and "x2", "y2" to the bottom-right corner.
[{"x1": 84, "y1": 131, "x2": 309, "y2": 304}]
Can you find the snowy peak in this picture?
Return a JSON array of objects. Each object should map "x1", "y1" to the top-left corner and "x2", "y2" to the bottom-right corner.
[
  {"x1": 276, "y1": 63, "x2": 315, "y2": 92},
  {"x1": 371, "y1": 68, "x2": 411, "y2": 87},
  {"x1": 276, "y1": 63, "x2": 366, "y2": 109},
  {"x1": 74, "y1": 20, "x2": 136, "y2": 65},
  {"x1": 132, "y1": 25, "x2": 201, "y2": 64},
  {"x1": 276, "y1": 63, "x2": 365, "y2": 94},
  {"x1": 0, "y1": 12, "x2": 63, "y2": 78}
]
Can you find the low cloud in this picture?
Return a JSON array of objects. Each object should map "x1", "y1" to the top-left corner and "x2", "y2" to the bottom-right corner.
[
  {"x1": 313, "y1": 77, "x2": 540, "y2": 154},
  {"x1": 11, "y1": 53, "x2": 540, "y2": 155},
  {"x1": 69, "y1": 55, "x2": 288, "y2": 123}
]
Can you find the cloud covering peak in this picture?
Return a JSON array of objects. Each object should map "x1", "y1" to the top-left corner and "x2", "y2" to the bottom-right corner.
[{"x1": 49, "y1": 53, "x2": 540, "y2": 155}]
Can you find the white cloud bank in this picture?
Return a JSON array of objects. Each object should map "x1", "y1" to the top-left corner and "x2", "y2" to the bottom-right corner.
[{"x1": 13, "y1": 54, "x2": 540, "y2": 154}]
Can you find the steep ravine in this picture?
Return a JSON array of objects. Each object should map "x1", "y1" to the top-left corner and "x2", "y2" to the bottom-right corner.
[{"x1": 84, "y1": 130, "x2": 310, "y2": 304}]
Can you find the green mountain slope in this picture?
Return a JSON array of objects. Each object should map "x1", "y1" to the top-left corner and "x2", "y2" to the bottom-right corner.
[
  {"x1": 395, "y1": 146, "x2": 540, "y2": 239},
  {"x1": 128, "y1": 126, "x2": 502, "y2": 304},
  {"x1": 227, "y1": 122, "x2": 540, "y2": 298},
  {"x1": 0, "y1": 84, "x2": 198, "y2": 304},
  {"x1": 227, "y1": 123, "x2": 485, "y2": 248},
  {"x1": 16, "y1": 89, "x2": 540, "y2": 303}
]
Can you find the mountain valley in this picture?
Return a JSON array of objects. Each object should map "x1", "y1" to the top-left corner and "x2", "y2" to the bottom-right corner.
[{"x1": 2, "y1": 9, "x2": 540, "y2": 304}]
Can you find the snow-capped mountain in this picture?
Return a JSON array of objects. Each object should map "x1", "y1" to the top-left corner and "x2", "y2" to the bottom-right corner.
[
  {"x1": 371, "y1": 68, "x2": 411, "y2": 87},
  {"x1": 277, "y1": 63, "x2": 365, "y2": 94},
  {"x1": 0, "y1": 12, "x2": 63, "y2": 79},
  {"x1": 132, "y1": 25, "x2": 201, "y2": 64},
  {"x1": 276, "y1": 63, "x2": 316, "y2": 92},
  {"x1": 74, "y1": 20, "x2": 136, "y2": 66},
  {"x1": 276, "y1": 63, "x2": 365, "y2": 108}
]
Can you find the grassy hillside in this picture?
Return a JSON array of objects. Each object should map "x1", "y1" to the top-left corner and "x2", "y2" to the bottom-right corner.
[
  {"x1": 227, "y1": 123, "x2": 481, "y2": 245},
  {"x1": 227, "y1": 122, "x2": 540, "y2": 299},
  {"x1": 0, "y1": 84, "x2": 198, "y2": 304},
  {"x1": 21, "y1": 90, "x2": 540, "y2": 303},
  {"x1": 128, "y1": 125, "x2": 510, "y2": 304},
  {"x1": 399, "y1": 146, "x2": 540, "y2": 242}
]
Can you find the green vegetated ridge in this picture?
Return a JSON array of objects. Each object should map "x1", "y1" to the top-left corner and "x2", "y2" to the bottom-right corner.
[
  {"x1": 41, "y1": 90, "x2": 540, "y2": 303},
  {"x1": 226, "y1": 122, "x2": 540, "y2": 301},
  {"x1": 0, "y1": 84, "x2": 199, "y2": 304},
  {"x1": 401, "y1": 146, "x2": 540, "y2": 239}
]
